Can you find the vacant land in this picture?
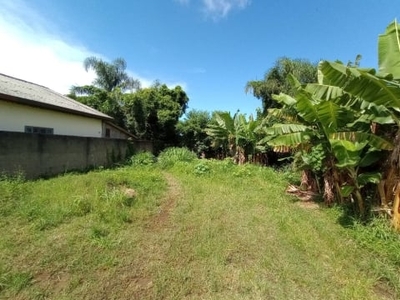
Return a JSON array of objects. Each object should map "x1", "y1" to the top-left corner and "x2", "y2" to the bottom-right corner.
[{"x1": 1, "y1": 160, "x2": 399, "y2": 299}]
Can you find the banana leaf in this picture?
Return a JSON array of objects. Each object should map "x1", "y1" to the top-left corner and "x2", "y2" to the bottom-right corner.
[{"x1": 378, "y1": 20, "x2": 400, "y2": 80}]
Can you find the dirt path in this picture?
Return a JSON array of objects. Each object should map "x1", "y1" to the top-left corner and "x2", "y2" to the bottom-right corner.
[
  {"x1": 123, "y1": 172, "x2": 183, "y2": 299},
  {"x1": 146, "y1": 172, "x2": 182, "y2": 231}
]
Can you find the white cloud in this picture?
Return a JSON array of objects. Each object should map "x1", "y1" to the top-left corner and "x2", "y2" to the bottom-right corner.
[
  {"x1": 0, "y1": 0, "x2": 97, "y2": 94},
  {"x1": 0, "y1": 0, "x2": 186, "y2": 94},
  {"x1": 175, "y1": 0, "x2": 251, "y2": 20},
  {"x1": 202, "y1": 0, "x2": 251, "y2": 19}
]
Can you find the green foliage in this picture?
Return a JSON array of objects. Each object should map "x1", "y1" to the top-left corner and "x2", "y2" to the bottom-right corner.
[
  {"x1": 124, "y1": 83, "x2": 189, "y2": 147},
  {"x1": 1, "y1": 163, "x2": 400, "y2": 298},
  {"x1": 74, "y1": 56, "x2": 140, "y2": 93},
  {"x1": 378, "y1": 20, "x2": 400, "y2": 80},
  {"x1": 349, "y1": 216, "x2": 400, "y2": 280},
  {"x1": 130, "y1": 151, "x2": 156, "y2": 166},
  {"x1": 0, "y1": 267, "x2": 32, "y2": 292},
  {"x1": 232, "y1": 164, "x2": 253, "y2": 177},
  {"x1": 193, "y1": 162, "x2": 210, "y2": 175},
  {"x1": 70, "y1": 58, "x2": 189, "y2": 148},
  {"x1": 246, "y1": 57, "x2": 318, "y2": 114},
  {"x1": 261, "y1": 23, "x2": 399, "y2": 216},
  {"x1": 0, "y1": 168, "x2": 165, "y2": 232},
  {"x1": 206, "y1": 111, "x2": 264, "y2": 163},
  {"x1": 71, "y1": 88, "x2": 126, "y2": 127},
  {"x1": 69, "y1": 56, "x2": 140, "y2": 128},
  {"x1": 177, "y1": 110, "x2": 212, "y2": 155},
  {"x1": 0, "y1": 173, "x2": 28, "y2": 217},
  {"x1": 297, "y1": 144, "x2": 326, "y2": 173},
  {"x1": 157, "y1": 147, "x2": 197, "y2": 168}
]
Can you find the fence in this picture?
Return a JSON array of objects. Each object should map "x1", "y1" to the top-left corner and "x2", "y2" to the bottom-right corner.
[{"x1": 0, "y1": 131, "x2": 149, "y2": 179}]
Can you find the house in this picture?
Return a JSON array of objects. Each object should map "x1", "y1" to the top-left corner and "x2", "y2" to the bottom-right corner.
[
  {"x1": 0, "y1": 73, "x2": 140, "y2": 178},
  {"x1": 0, "y1": 72, "x2": 136, "y2": 139}
]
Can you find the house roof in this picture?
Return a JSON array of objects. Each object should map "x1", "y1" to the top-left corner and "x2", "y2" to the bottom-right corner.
[
  {"x1": 105, "y1": 121, "x2": 138, "y2": 139},
  {"x1": 0, "y1": 73, "x2": 113, "y2": 120}
]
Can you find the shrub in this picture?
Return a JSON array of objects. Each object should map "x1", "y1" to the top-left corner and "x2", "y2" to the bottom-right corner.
[
  {"x1": 130, "y1": 151, "x2": 156, "y2": 166},
  {"x1": 157, "y1": 147, "x2": 197, "y2": 168},
  {"x1": 194, "y1": 162, "x2": 210, "y2": 175}
]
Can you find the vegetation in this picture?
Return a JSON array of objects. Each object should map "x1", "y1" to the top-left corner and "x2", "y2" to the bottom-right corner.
[
  {"x1": 205, "y1": 111, "x2": 265, "y2": 164},
  {"x1": 72, "y1": 56, "x2": 140, "y2": 93},
  {"x1": 1, "y1": 158, "x2": 399, "y2": 299},
  {"x1": 246, "y1": 57, "x2": 318, "y2": 114},
  {"x1": 69, "y1": 58, "x2": 189, "y2": 149},
  {"x1": 252, "y1": 20, "x2": 400, "y2": 224},
  {"x1": 123, "y1": 82, "x2": 189, "y2": 148},
  {"x1": 177, "y1": 110, "x2": 213, "y2": 156}
]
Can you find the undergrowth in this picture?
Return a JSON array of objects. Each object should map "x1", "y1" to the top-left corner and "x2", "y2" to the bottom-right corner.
[{"x1": 0, "y1": 153, "x2": 399, "y2": 299}]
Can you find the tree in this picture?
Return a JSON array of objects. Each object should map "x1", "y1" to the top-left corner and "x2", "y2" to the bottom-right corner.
[
  {"x1": 206, "y1": 112, "x2": 263, "y2": 164},
  {"x1": 176, "y1": 110, "x2": 212, "y2": 156},
  {"x1": 69, "y1": 57, "x2": 140, "y2": 128},
  {"x1": 72, "y1": 57, "x2": 140, "y2": 93},
  {"x1": 68, "y1": 86, "x2": 126, "y2": 127},
  {"x1": 246, "y1": 57, "x2": 318, "y2": 114},
  {"x1": 266, "y1": 77, "x2": 392, "y2": 216},
  {"x1": 123, "y1": 82, "x2": 189, "y2": 150}
]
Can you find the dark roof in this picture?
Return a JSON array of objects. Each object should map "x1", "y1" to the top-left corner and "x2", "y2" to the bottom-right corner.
[
  {"x1": 105, "y1": 121, "x2": 138, "y2": 139},
  {"x1": 0, "y1": 73, "x2": 112, "y2": 120}
]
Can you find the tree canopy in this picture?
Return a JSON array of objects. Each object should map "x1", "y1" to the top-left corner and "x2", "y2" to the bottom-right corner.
[
  {"x1": 69, "y1": 57, "x2": 189, "y2": 150},
  {"x1": 71, "y1": 57, "x2": 140, "y2": 94},
  {"x1": 123, "y1": 82, "x2": 189, "y2": 149},
  {"x1": 246, "y1": 57, "x2": 318, "y2": 114}
]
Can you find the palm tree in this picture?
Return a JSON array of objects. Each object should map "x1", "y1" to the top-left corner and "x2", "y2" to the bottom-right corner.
[{"x1": 71, "y1": 57, "x2": 140, "y2": 95}]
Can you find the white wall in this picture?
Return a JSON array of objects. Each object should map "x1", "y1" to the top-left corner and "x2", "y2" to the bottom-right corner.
[{"x1": 0, "y1": 100, "x2": 103, "y2": 137}]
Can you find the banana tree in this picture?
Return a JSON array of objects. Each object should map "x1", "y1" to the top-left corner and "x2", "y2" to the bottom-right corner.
[
  {"x1": 206, "y1": 112, "x2": 262, "y2": 164},
  {"x1": 265, "y1": 67, "x2": 394, "y2": 215}
]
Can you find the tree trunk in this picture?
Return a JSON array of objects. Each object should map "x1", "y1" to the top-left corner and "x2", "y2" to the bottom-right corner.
[
  {"x1": 323, "y1": 173, "x2": 335, "y2": 206},
  {"x1": 392, "y1": 182, "x2": 400, "y2": 231}
]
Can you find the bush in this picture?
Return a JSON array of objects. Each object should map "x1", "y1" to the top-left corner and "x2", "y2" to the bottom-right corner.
[
  {"x1": 157, "y1": 147, "x2": 197, "y2": 168},
  {"x1": 130, "y1": 151, "x2": 156, "y2": 166},
  {"x1": 194, "y1": 162, "x2": 210, "y2": 175}
]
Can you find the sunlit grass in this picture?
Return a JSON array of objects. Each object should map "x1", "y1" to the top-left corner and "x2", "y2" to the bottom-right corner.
[{"x1": 0, "y1": 160, "x2": 399, "y2": 299}]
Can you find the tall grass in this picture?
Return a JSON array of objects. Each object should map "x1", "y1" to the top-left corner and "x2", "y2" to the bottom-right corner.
[
  {"x1": 157, "y1": 147, "x2": 197, "y2": 168},
  {"x1": 0, "y1": 166, "x2": 167, "y2": 298},
  {"x1": 130, "y1": 151, "x2": 156, "y2": 166},
  {"x1": 0, "y1": 158, "x2": 399, "y2": 299}
]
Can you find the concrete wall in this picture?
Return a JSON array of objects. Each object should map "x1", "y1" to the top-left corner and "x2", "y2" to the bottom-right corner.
[
  {"x1": 0, "y1": 131, "x2": 132, "y2": 179},
  {"x1": 0, "y1": 100, "x2": 103, "y2": 137}
]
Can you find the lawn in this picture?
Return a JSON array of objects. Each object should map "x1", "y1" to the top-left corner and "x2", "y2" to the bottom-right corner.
[{"x1": 0, "y1": 159, "x2": 399, "y2": 299}]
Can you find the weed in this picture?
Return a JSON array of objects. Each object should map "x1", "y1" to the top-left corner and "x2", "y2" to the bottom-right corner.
[
  {"x1": 0, "y1": 173, "x2": 28, "y2": 217},
  {"x1": 193, "y1": 162, "x2": 210, "y2": 175},
  {"x1": 232, "y1": 164, "x2": 252, "y2": 177},
  {"x1": 0, "y1": 266, "x2": 32, "y2": 292},
  {"x1": 130, "y1": 151, "x2": 156, "y2": 166},
  {"x1": 157, "y1": 147, "x2": 197, "y2": 168}
]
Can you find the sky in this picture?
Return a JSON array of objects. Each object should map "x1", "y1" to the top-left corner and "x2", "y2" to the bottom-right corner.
[{"x1": 1, "y1": 0, "x2": 400, "y2": 117}]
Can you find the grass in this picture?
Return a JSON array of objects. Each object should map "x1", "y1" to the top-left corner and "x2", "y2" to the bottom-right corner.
[{"x1": 0, "y1": 158, "x2": 399, "y2": 299}]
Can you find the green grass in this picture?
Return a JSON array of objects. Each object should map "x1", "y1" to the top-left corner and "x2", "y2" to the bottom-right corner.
[{"x1": 0, "y1": 160, "x2": 399, "y2": 299}]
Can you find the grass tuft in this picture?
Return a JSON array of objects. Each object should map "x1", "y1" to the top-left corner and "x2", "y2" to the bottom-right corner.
[
  {"x1": 157, "y1": 147, "x2": 197, "y2": 168},
  {"x1": 130, "y1": 151, "x2": 156, "y2": 166}
]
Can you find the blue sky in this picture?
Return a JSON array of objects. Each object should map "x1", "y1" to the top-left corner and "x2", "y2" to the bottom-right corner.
[{"x1": 1, "y1": 0, "x2": 399, "y2": 116}]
